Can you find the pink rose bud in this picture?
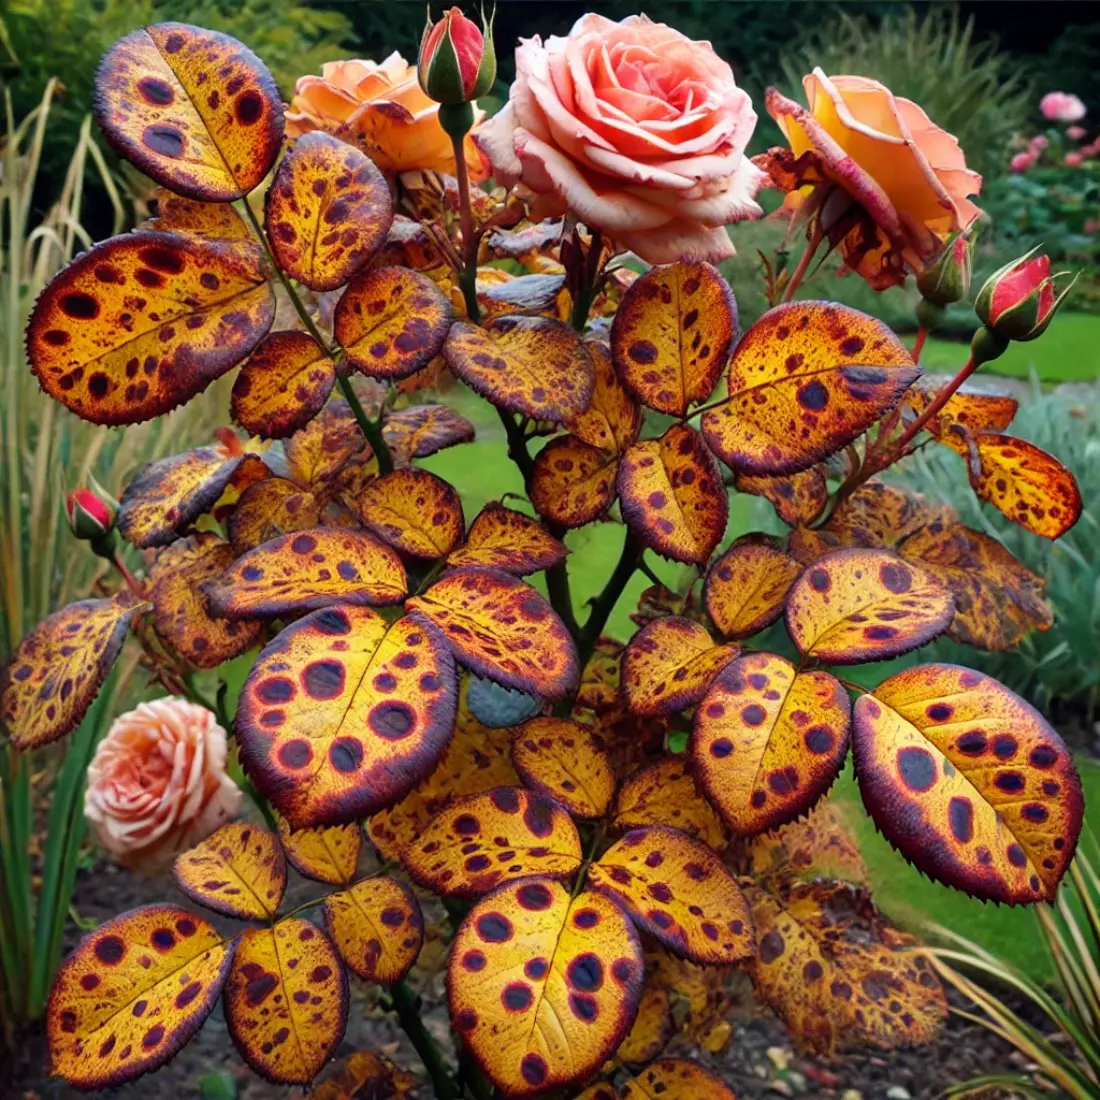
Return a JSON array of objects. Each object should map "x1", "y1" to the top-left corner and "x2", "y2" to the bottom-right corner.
[
  {"x1": 65, "y1": 477, "x2": 118, "y2": 548},
  {"x1": 1010, "y1": 151, "x2": 1035, "y2": 173},
  {"x1": 916, "y1": 232, "x2": 972, "y2": 306},
  {"x1": 1065, "y1": 151, "x2": 1084, "y2": 167},
  {"x1": 418, "y1": 6, "x2": 496, "y2": 106},
  {"x1": 1067, "y1": 125, "x2": 1087, "y2": 141},
  {"x1": 975, "y1": 247, "x2": 1078, "y2": 342},
  {"x1": 1039, "y1": 91, "x2": 1087, "y2": 122}
]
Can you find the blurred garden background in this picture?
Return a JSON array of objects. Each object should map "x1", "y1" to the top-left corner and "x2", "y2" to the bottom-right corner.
[{"x1": 2, "y1": 0, "x2": 1100, "y2": 1094}]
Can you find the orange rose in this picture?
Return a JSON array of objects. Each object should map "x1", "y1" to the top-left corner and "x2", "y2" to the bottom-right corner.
[
  {"x1": 85, "y1": 697, "x2": 241, "y2": 872},
  {"x1": 286, "y1": 54, "x2": 484, "y2": 178},
  {"x1": 761, "y1": 69, "x2": 982, "y2": 289}
]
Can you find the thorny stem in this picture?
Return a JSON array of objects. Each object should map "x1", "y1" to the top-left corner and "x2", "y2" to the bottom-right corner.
[
  {"x1": 336, "y1": 373, "x2": 394, "y2": 475},
  {"x1": 387, "y1": 979, "x2": 461, "y2": 1100},
  {"x1": 569, "y1": 228, "x2": 603, "y2": 333},
  {"x1": 782, "y1": 222, "x2": 824, "y2": 303}
]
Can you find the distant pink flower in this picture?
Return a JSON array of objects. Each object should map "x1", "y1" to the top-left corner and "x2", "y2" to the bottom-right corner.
[
  {"x1": 1067, "y1": 125, "x2": 1087, "y2": 141},
  {"x1": 1084, "y1": 219, "x2": 1099, "y2": 234},
  {"x1": 1030, "y1": 135, "x2": 1048, "y2": 150},
  {"x1": 1011, "y1": 151, "x2": 1037, "y2": 173},
  {"x1": 1040, "y1": 92, "x2": 1086, "y2": 122},
  {"x1": 1065, "y1": 152, "x2": 1084, "y2": 167}
]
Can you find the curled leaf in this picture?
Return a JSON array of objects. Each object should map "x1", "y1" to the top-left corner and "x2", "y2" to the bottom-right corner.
[
  {"x1": 904, "y1": 383, "x2": 1018, "y2": 439},
  {"x1": 735, "y1": 467, "x2": 828, "y2": 527},
  {"x1": 350, "y1": 467, "x2": 464, "y2": 559},
  {"x1": 173, "y1": 822, "x2": 286, "y2": 919},
  {"x1": 704, "y1": 536, "x2": 802, "y2": 639},
  {"x1": 511, "y1": 717, "x2": 615, "y2": 819},
  {"x1": 323, "y1": 877, "x2": 423, "y2": 983},
  {"x1": 564, "y1": 340, "x2": 642, "y2": 454},
  {"x1": 383, "y1": 403, "x2": 475, "y2": 461}
]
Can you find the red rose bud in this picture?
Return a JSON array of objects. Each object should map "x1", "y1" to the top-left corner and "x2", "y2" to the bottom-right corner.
[
  {"x1": 66, "y1": 481, "x2": 117, "y2": 542},
  {"x1": 917, "y1": 232, "x2": 972, "y2": 306},
  {"x1": 418, "y1": 6, "x2": 496, "y2": 107},
  {"x1": 975, "y1": 246, "x2": 1078, "y2": 342}
]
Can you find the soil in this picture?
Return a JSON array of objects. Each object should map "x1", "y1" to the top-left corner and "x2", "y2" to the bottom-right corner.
[{"x1": 3, "y1": 855, "x2": 1026, "y2": 1100}]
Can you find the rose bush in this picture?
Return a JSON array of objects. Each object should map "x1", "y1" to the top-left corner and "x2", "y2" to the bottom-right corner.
[{"x1": 477, "y1": 12, "x2": 763, "y2": 264}]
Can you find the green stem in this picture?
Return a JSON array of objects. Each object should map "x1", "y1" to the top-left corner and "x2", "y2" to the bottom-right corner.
[
  {"x1": 337, "y1": 374, "x2": 393, "y2": 475},
  {"x1": 388, "y1": 979, "x2": 460, "y2": 1100},
  {"x1": 568, "y1": 228, "x2": 603, "y2": 334},
  {"x1": 449, "y1": 132, "x2": 480, "y2": 322},
  {"x1": 577, "y1": 528, "x2": 641, "y2": 669}
]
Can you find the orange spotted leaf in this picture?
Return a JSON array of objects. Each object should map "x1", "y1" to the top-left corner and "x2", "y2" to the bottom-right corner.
[
  {"x1": 312, "y1": 1050, "x2": 417, "y2": 1100},
  {"x1": 904, "y1": 383, "x2": 1018, "y2": 440},
  {"x1": 967, "y1": 433, "x2": 1082, "y2": 539},
  {"x1": 204, "y1": 528, "x2": 407, "y2": 619},
  {"x1": 383, "y1": 403, "x2": 475, "y2": 462},
  {"x1": 611, "y1": 261, "x2": 735, "y2": 416},
  {"x1": 227, "y1": 477, "x2": 321, "y2": 554},
  {"x1": 93, "y1": 23, "x2": 283, "y2": 201},
  {"x1": 620, "y1": 1060, "x2": 736, "y2": 1100},
  {"x1": 785, "y1": 549, "x2": 954, "y2": 664},
  {"x1": 277, "y1": 817, "x2": 361, "y2": 886},
  {"x1": 29, "y1": 231, "x2": 274, "y2": 426},
  {"x1": 47, "y1": 906, "x2": 232, "y2": 1088},
  {"x1": 853, "y1": 663, "x2": 1084, "y2": 904},
  {"x1": 564, "y1": 340, "x2": 642, "y2": 454},
  {"x1": 735, "y1": 467, "x2": 828, "y2": 527},
  {"x1": 335, "y1": 266, "x2": 453, "y2": 380},
  {"x1": 613, "y1": 758, "x2": 727, "y2": 851},
  {"x1": 173, "y1": 822, "x2": 286, "y2": 919},
  {"x1": 621, "y1": 616, "x2": 738, "y2": 718},
  {"x1": 616, "y1": 983, "x2": 673, "y2": 1064},
  {"x1": 511, "y1": 718, "x2": 615, "y2": 819},
  {"x1": 448, "y1": 878, "x2": 643, "y2": 1097},
  {"x1": 230, "y1": 331, "x2": 336, "y2": 440},
  {"x1": 746, "y1": 879, "x2": 946, "y2": 1054},
  {"x1": 692, "y1": 653, "x2": 851, "y2": 836},
  {"x1": 448, "y1": 503, "x2": 567, "y2": 575},
  {"x1": 705, "y1": 536, "x2": 802, "y2": 640},
  {"x1": 530, "y1": 435, "x2": 619, "y2": 528},
  {"x1": 145, "y1": 187, "x2": 255, "y2": 245},
  {"x1": 285, "y1": 401, "x2": 366, "y2": 489},
  {"x1": 322, "y1": 877, "x2": 423, "y2": 983},
  {"x1": 589, "y1": 827, "x2": 754, "y2": 963},
  {"x1": 404, "y1": 787, "x2": 582, "y2": 897},
  {"x1": 748, "y1": 799, "x2": 867, "y2": 884},
  {"x1": 237, "y1": 605, "x2": 457, "y2": 828},
  {"x1": 224, "y1": 919, "x2": 347, "y2": 1084},
  {"x1": 701, "y1": 301, "x2": 919, "y2": 475},
  {"x1": 2, "y1": 595, "x2": 145, "y2": 751},
  {"x1": 350, "y1": 467, "x2": 464, "y2": 559},
  {"x1": 618, "y1": 423, "x2": 727, "y2": 565},
  {"x1": 265, "y1": 132, "x2": 391, "y2": 291},
  {"x1": 407, "y1": 567, "x2": 579, "y2": 699},
  {"x1": 443, "y1": 315, "x2": 594, "y2": 421}
]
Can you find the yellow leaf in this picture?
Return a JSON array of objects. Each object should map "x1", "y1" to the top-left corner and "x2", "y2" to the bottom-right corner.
[
  {"x1": 277, "y1": 817, "x2": 361, "y2": 886},
  {"x1": 564, "y1": 340, "x2": 642, "y2": 455},
  {"x1": 350, "y1": 467, "x2": 464, "y2": 559},
  {"x1": 620, "y1": 1060, "x2": 736, "y2": 1100},
  {"x1": 382, "y1": 403, "x2": 475, "y2": 462},
  {"x1": 511, "y1": 718, "x2": 615, "y2": 819},
  {"x1": 449, "y1": 503, "x2": 567, "y2": 576},
  {"x1": 613, "y1": 758, "x2": 727, "y2": 852},
  {"x1": 227, "y1": 477, "x2": 322, "y2": 554},
  {"x1": 173, "y1": 822, "x2": 286, "y2": 919},
  {"x1": 704, "y1": 535, "x2": 802, "y2": 639},
  {"x1": 735, "y1": 466, "x2": 828, "y2": 527},
  {"x1": 748, "y1": 798, "x2": 868, "y2": 884},
  {"x1": 322, "y1": 876, "x2": 423, "y2": 983},
  {"x1": 530, "y1": 435, "x2": 619, "y2": 529}
]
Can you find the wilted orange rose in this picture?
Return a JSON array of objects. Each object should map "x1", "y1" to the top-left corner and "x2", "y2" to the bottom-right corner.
[
  {"x1": 286, "y1": 54, "x2": 484, "y2": 178},
  {"x1": 85, "y1": 697, "x2": 241, "y2": 872},
  {"x1": 760, "y1": 69, "x2": 982, "y2": 289}
]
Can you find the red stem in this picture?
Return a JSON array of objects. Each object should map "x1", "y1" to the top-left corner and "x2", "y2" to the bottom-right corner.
[
  {"x1": 891, "y1": 355, "x2": 977, "y2": 456},
  {"x1": 911, "y1": 326, "x2": 928, "y2": 363},
  {"x1": 110, "y1": 551, "x2": 144, "y2": 599},
  {"x1": 782, "y1": 223, "x2": 824, "y2": 303}
]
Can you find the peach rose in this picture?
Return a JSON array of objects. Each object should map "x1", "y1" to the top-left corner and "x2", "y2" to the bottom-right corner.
[
  {"x1": 85, "y1": 697, "x2": 241, "y2": 872},
  {"x1": 286, "y1": 54, "x2": 484, "y2": 177},
  {"x1": 761, "y1": 69, "x2": 982, "y2": 289},
  {"x1": 476, "y1": 13, "x2": 764, "y2": 265}
]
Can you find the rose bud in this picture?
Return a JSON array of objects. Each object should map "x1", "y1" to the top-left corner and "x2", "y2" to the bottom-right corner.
[
  {"x1": 917, "y1": 232, "x2": 972, "y2": 306},
  {"x1": 975, "y1": 246, "x2": 1078, "y2": 342},
  {"x1": 66, "y1": 477, "x2": 119, "y2": 554},
  {"x1": 418, "y1": 6, "x2": 496, "y2": 107}
]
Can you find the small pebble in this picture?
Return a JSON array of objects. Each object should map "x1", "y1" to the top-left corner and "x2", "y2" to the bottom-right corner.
[{"x1": 886, "y1": 1088, "x2": 912, "y2": 1100}]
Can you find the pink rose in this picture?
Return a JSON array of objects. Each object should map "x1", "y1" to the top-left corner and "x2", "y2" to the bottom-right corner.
[
  {"x1": 1067, "y1": 125, "x2": 1087, "y2": 141},
  {"x1": 1011, "y1": 151, "x2": 1037, "y2": 173},
  {"x1": 476, "y1": 13, "x2": 764, "y2": 264},
  {"x1": 1065, "y1": 152, "x2": 1084, "y2": 167},
  {"x1": 85, "y1": 697, "x2": 242, "y2": 872},
  {"x1": 1040, "y1": 92, "x2": 1087, "y2": 122},
  {"x1": 1029, "y1": 135, "x2": 1048, "y2": 150}
]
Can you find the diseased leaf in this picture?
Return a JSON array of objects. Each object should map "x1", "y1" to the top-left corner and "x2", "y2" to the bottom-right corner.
[
  {"x1": 701, "y1": 301, "x2": 919, "y2": 475},
  {"x1": 564, "y1": 340, "x2": 642, "y2": 454},
  {"x1": 335, "y1": 266, "x2": 453, "y2": 379},
  {"x1": 611, "y1": 261, "x2": 736, "y2": 416},
  {"x1": 620, "y1": 1060, "x2": 736, "y2": 1100},
  {"x1": 311, "y1": 1050, "x2": 418, "y2": 1100},
  {"x1": 692, "y1": 653, "x2": 851, "y2": 836},
  {"x1": 322, "y1": 877, "x2": 423, "y2": 983},
  {"x1": 705, "y1": 536, "x2": 802, "y2": 639},
  {"x1": 966, "y1": 433, "x2": 1082, "y2": 539},
  {"x1": 383, "y1": 403, "x2": 475, "y2": 462},
  {"x1": 173, "y1": 822, "x2": 285, "y2": 919},
  {"x1": 224, "y1": 919, "x2": 347, "y2": 1084},
  {"x1": 448, "y1": 878, "x2": 643, "y2": 1098},
  {"x1": 735, "y1": 466, "x2": 828, "y2": 527},
  {"x1": 621, "y1": 616, "x2": 738, "y2": 718},
  {"x1": 613, "y1": 758, "x2": 727, "y2": 852},
  {"x1": 29, "y1": 231, "x2": 274, "y2": 426},
  {"x1": 285, "y1": 401, "x2": 366, "y2": 490},
  {"x1": 151, "y1": 533, "x2": 263, "y2": 668},
  {"x1": 785, "y1": 548, "x2": 954, "y2": 664},
  {"x1": 589, "y1": 827, "x2": 754, "y2": 964},
  {"x1": 530, "y1": 435, "x2": 619, "y2": 528},
  {"x1": 407, "y1": 567, "x2": 579, "y2": 699},
  {"x1": 448, "y1": 503, "x2": 567, "y2": 575},
  {"x1": 237, "y1": 605, "x2": 457, "y2": 828},
  {"x1": 478, "y1": 272, "x2": 569, "y2": 321},
  {"x1": 443, "y1": 315, "x2": 594, "y2": 421},
  {"x1": 403, "y1": 787, "x2": 582, "y2": 897},
  {"x1": 853, "y1": 663, "x2": 1084, "y2": 904},
  {"x1": 277, "y1": 817, "x2": 360, "y2": 886},
  {"x1": 204, "y1": 528, "x2": 407, "y2": 619},
  {"x1": 93, "y1": 22, "x2": 283, "y2": 201},
  {"x1": 616, "y1": 982, "x2": 673, "y2": 1064},
  {"x1": 265, "y1": 132, "x2": 391, "y2": 291},
  {"x1": 746, "y1": 879, "x2": 946, "y2": 1054},
  {"x1": 903, "y1": 383, "x2": 1018, "y2": 439},
  {"x1": 511, "y1": 717, "x2": 615, "y2": 819},
  {"x1": 47, "y1": 906, "x2": 232, "y2": 1088},
  {"x1": 350, "y1": 467, "x2": 464, "y2": 559},
  {"x1": 618, "y1": 423, "x2": 727, "y2": 565},
  {"x1": 227, "y1": 477, "x2": 321, "y2": 554},
  {"x1": 2, "y1": 595, "x2": 145, "y2": 750},
  {"x1": 230, "y1": 331, "x2": 336, "y2": 440},
  {"x1": 747, "y1": 799, "x2": 867, "y2": 885},
  {"x1": 145, "y1": 187, "x2": 255, "y2": 245}
]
